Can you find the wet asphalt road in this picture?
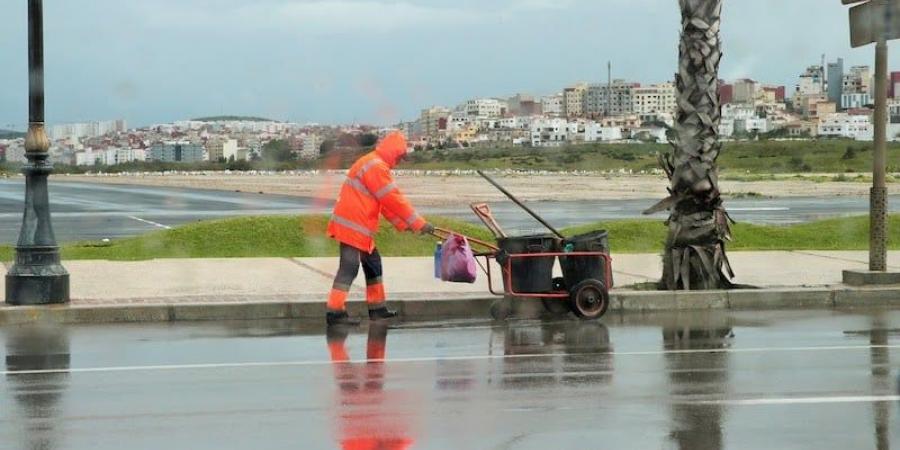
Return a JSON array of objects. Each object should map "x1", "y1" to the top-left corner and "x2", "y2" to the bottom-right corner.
[
  {"x1": 1, "y1": 310, "x2": 899, "y2": 449},
  {"x1": 0, "y1": 180, "x2": 323, "y2": 242},
  {"x1": 0, "y1": 180, "x2": 897, "y2": 242}
]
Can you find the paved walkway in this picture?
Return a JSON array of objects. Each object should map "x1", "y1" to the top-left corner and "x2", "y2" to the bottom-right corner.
[{"x1": 1, "y1": 251, "x2": 896, "y2": 305}]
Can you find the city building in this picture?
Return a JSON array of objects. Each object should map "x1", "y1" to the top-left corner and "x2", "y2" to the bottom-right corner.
[
  {"x1": 563, "y1": 84, "x2": 587, "y2": 118},
  {"x1": 843, "y1": 65, "x2": 872, "y2": 97},
  {"x1": 632, "y1": 83, "x2": 676, "y2": 116},
  {"x1": 785, "y1": 121, "x2": 819, "y2": 138},
  {"x1": 541, "y1": 94, "x2": 564, "y2": 117},
  {"x1": 465, "y1": 98, "x2": 506, "y2": 119},
  {"x1": 583, "y1": 123, "x2": 624, "y2": 142},
  {"x1": 758, "y1": 86, "x2": 786, "y2": 104},
  {"x1": 827, "y1": 58, "x2": 844, "y2": 104},
  {"x1": 841, "y1": 92, "x2": 872, "y2": 110},
  {"x1": 585, "y1": 80, "x2": 639, "y2": 117},
  {"x1": 732, "y1": 79, "x2": 758, "y2": 104},
  {"x1": 530, "y1": 118, "x2": 569, "y2": 147},
  {"x1": 891, "y1": 72, "x2": 900, "y2": 99},
  {"x1": 818, "y1": 113, "x2": 872, "y2": 140},
  {"x1": 148, "y1": 142, "x2": 206, "y2": 163},
  {"x1": 49, "y1": 120, "x2": 127, "y2": 141},
  {"x1": 797, "y1": 65, "x2": 825, "y2": 96},
  {"x1": 300, "y1": 134, "x2": 323, "y2": 159},
  {"x1": 419, "y1": 107, "x2": 451, "y2": 138},
  {"x1": 719, "y1": 82, "x2": 734, "y2": 104},
  {"x1": 507, "y1": 94, "x2": 541, "y2": 116},
  {"x1": 206, "y1": 138, "x2": 238, "y2": 162}
]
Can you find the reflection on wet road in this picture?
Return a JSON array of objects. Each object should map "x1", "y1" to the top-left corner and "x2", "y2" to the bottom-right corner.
[{"x1": 1, "y1": 310, "x2": 899, "y2": 449}]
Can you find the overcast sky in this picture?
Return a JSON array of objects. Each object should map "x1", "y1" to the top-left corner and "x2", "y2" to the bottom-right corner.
[{"x1": 0, "y1": 0, "x2": 897, "y2": 128}]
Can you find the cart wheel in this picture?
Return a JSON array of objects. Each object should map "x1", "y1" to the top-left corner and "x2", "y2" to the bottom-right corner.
[
  {"x1": 568, "y1": 279, "x2": 609, "y2": 320},
  {"x1": 490, "y1": 297, "x2": 512, "y2": 321}
]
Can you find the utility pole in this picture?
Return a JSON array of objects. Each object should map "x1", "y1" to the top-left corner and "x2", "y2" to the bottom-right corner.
[
  {"x1": 872, "y1": 15, "x2": 888, "y2": 271},
  {"x1": 6, "y1": 0, "x2": 69, "y2": 305}
]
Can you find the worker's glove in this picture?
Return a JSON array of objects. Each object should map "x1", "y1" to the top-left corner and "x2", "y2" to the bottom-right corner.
[{"x1": 419, "y1": 223, "x2": 435, "y2": 235}]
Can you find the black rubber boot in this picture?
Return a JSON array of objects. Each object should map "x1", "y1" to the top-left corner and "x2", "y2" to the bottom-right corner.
[
  {"x1": 368, "y1": 306, "x2": 399, "y2": 321},
  {"x1": 326, "y1": 310, "x2": 361, "y2": 326}
]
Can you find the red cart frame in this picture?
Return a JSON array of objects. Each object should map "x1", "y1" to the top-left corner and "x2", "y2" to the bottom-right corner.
[{"x1": 433, "y1": 227, "x2": 613, "y2": 300}]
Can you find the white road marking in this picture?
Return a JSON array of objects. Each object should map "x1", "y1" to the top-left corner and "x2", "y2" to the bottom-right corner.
[
  {"x1": 685, "y1": 395, "x2": 900, "y2": 406},
  {"x1": 3, "y1": 344, "x2": 899, "y2": 376},
  {"x1": 728, "y1": 207, "x2": 790, "y2": 212},
  {"x1": 127, "y1": 215, "x2": 172, "y2": 230}
]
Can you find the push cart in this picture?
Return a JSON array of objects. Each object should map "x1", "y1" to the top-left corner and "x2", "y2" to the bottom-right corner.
[{"x1": 432, "y1": 225, "x2": 612, "y2": 321}]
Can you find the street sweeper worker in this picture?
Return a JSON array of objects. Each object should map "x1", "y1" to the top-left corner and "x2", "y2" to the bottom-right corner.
[{"x1": 325, "y1": 131, "x2": 434, "y2": 326}]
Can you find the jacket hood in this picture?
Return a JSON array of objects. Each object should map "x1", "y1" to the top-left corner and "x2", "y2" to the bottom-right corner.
[{"x1": 375, "y1": 132, "x2": 408, "y2": 167}]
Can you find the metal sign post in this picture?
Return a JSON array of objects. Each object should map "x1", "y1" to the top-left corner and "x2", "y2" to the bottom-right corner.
[
  {"x1": 842, "y1": 0, "x2": 900, "y2": 284},
  {"x1": 847, "y1": 0, "x2": 892, "y2": 272}
]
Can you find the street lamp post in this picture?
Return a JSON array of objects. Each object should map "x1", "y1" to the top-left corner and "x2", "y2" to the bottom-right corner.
[{"x1": 5, "y1": 0, "x2": 69, "y2": 305}]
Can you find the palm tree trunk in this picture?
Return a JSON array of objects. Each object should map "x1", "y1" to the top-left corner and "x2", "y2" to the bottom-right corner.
[{"x1": 646, "y1": 0, "x2": 734, "y2": 290}]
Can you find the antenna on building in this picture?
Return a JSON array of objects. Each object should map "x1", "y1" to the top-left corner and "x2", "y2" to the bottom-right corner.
[{"x1": 606, "y1": 61, "x2": 612, "y2": 117}]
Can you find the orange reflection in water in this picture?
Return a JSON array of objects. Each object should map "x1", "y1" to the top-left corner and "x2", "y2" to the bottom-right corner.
[{"x1": 327, "y1": 324, "x2": 415, "y2": 450}]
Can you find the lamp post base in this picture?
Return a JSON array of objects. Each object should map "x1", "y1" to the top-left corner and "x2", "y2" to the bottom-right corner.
[{"x1": 6, "y1": 246, "x2": 69, "y2": 305}]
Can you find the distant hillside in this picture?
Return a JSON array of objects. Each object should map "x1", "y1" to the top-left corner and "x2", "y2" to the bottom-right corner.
[
  {"x1": 192, "y1": 116, "x2": 276, "y2": 123},
  {"x1": 0, "y1": 130, "x2": 25, "y2": 139}
]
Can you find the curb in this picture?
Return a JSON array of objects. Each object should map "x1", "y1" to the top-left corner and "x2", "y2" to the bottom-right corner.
[{"x1": 1, "y1": 286, "x2": 899, "y2": 325}]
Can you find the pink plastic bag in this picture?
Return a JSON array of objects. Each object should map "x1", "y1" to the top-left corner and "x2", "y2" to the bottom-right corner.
[{"x1": 440, "y1": 233, "x2": 477, "y2": 283}]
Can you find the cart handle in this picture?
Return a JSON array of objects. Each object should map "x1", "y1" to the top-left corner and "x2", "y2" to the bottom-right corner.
[{"x1": 431, "y1": 226, "x2": 499, "y2": 252}]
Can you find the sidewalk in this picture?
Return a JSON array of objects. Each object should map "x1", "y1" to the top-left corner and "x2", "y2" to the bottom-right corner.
[{"x1": 2, "y1": 251, "x2": 900, "y2": 325}]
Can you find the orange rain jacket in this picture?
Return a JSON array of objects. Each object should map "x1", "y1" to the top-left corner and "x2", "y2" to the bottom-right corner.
[{"x1": 327, "y1": 132, "x2": 427, "y2": 253}]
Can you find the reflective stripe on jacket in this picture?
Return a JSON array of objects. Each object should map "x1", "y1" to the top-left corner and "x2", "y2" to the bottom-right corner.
[{"x1": 327, "y1": 132, "x2": 426, "y2": 252}]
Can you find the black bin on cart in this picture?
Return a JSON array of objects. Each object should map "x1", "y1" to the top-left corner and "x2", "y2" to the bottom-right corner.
[
  {"x1": 559, "y1": 230, "x2": 611, "y2": 289},
  {"x1": 496, "y1": 234, "x2": 559, "y2": 293}
]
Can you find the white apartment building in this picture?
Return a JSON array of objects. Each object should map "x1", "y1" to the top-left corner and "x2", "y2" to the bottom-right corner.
[
  {"x1": 75, "y1": 147, "x2": 146, "y2": 166},
  {"x1": 301, "y1": 134, "x2": 323, "y2": 159},
  {"x1": 633, "y1": 83, "x2": 676, "y2": 116},
  {"x1": 465, "y1": 98, "x2": 505, "y2": 119},
  {"x1": 735, "y1": 117, "x2": 770, "y2": 134},
  {"x1": 50, "y1": 120, "x2": 126, "y2": 141},
  {"x1": 585, "y1": 80, "x2": 638, "y2": 117},
  {"x1": 104, "y1": 148, "x2": 146, "y2": 165},
  {"x1": 541, "y1": 94, "x2": 564, "y2": 117},
  {"x1": 818, "y1": 113, "x2": 872, "y2": 140},
  {"x1": 206, "y1": 138, "x2": 239, "y2": 162},
  {"x1": 75, "y1": 149, "x2": 97, "y2": 166},
  {"x1": 722, "y1": 104, "x2": 756, "y2": 122},
  {"x1": 446, "y1": 110, "x2": 471, "y2": 132},
  {"x1": 498, "y1": 116, "x2": 533, "y2": 130},
  {"x1": 718, "y1": 118, "x2": 736, "y2": 138},
  {"x1": 4, "y1": 141, "x2": 27, "y2": 163},
  {"x1": 584, "y1": 123, "x2": 624, "y2": 142},
  {"x1": 530, "y1": 118, "x2": 569, "y2": 147}
]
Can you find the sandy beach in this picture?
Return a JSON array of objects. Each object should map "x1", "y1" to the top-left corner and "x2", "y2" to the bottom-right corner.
[{"x1": 56, "y1": 172, "x2": 899, "y2": 207}]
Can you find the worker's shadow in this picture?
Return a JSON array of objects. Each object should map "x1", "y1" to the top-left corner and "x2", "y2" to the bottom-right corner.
[{"x1": 326, "y1": 324, "x2": 415, "y2": 450}]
